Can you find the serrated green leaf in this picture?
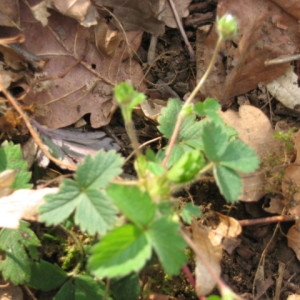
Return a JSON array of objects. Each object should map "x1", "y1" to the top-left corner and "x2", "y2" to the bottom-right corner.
[
  {"x1": 220, "y1": 140, "x2": 260, "y2": 172},
  {"x1": 88, "y1": 224, "x2": 152, "y2": 278},
  {"x1": 39, "y1": 180, "x2": 118, "y2": 235},
  {"x1": 147, "y1": 217, "x2": 187, "y2": 275},
  {"x1": 195, "y1": 98, "x2": 221, "y2": 122},
  {"x1": 54, "y1": 275, "x2": 110, "y2": 300},
  {"x1": 29, "y1": 260, "x2": 68, "y2": 291},
  {"x1": 202, "y1": 121, "x2": 229, "y2": 161},
  {"x1": 0, "y1": 221, "x2": 40, "y2": 284},
  {"x1": 213, "y1": 165, "x2": 242, "y2": 202},
  {"x1": 158, "y1": 99, "x2": 203, "y2": 149},
  {"x1": 107, "y1": 185, "x2": 156, "y2": 227},
  {"x1": 111, "y1": 273, "x2": 141, "y2": 300},
  {"x1": 0, "y1": 142, "x2": 31, "y2": 189},
  {"x1": 76, "y1": 150, "x2": 124, "y2": 189}
]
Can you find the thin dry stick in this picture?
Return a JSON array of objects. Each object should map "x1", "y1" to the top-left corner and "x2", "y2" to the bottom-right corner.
[
  {"x1": 162, "y1": 36, "x2": 223, "y2": 167},
  {"x1": 0, "y1": 85, "x2": 76, "y2": 171},
  {"x1": 168, "y1": 0, "x2": 195, "y2": 61}
]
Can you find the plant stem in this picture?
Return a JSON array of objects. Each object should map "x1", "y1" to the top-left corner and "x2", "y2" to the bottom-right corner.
[
  {"x1": 162, "y1": 35, "x2": 223, "y2": 167},
  {"x1": 124, "y1": 118, "x2": 141, "y2": 157}
]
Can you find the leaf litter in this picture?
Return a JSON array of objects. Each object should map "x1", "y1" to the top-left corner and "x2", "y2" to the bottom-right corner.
[{"x1": 1, "y1": 0, "x2": 300, "y2": 298}]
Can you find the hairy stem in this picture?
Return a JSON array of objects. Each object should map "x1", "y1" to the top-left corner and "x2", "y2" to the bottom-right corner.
[{"x1": 162, "y1": 35, "x2": 223, "y2": 167}]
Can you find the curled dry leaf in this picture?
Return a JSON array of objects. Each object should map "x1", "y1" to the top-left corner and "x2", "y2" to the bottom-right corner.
[
  {"x1": 287, "y1": 221, "x2": 300, "y2": 261},
  {"x1": 198, "y1": 0, "x2": 300, "y2": 104},
  {"x1": 219, "y1": 105, "x2": 283, "y2": 202},
  {"x1": 0, "y1": 188, "x2": 58, "y2": 229},
  {"x1": 48, "y1": 0, "x2": 98, "y2": 27},
  {"x1": 192, "y1": 221, "x2": 222, "y2": 296},
  {"x1": 20, "y1": 2, "x2": 145, "y2": 129},
  {"x1": 267, "y1": 66, "x2": 300, "y2": 110}
]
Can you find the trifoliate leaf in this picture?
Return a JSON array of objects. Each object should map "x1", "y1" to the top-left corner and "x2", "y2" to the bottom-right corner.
[
  {"x1": 88, "y1": 224, "x2": 152, "y2": 278},
  {"x1": 39, "y1": 180, "x2": 118, "y2": 235},
  {"x1": 219, "y1": 139, "x2": 260, "y2": 172},
  {"x1": 54, "y1": 275, "x2": 109, "y2": 300},
  {"x1": 0, "y1": 142, "x2": 31, "y2": 189},
  {"x1": 75, "y1": 150, "x2": 124, "y2": 189},
  {"x1": 29, "y1": 260, "x2": 68, "y2": 291},
  {"x1": 147, "y1": 217, "x2": 187, "y2": 275},
  {"x1": 107, "y1": 185, "x2": 156, "y2": 228},
  {"x1": 213, "y1": 165, "x2": 242, "y2": 202},
  {"x1": 0, "y1": 221, "x2": 40, "y2": 284}
]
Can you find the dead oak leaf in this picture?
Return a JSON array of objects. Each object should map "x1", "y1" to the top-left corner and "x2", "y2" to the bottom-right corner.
[
  {"x1": 198, "y1": 0, "x2": 300, "y2": 104},
  {"x1": 20, "y1": 3, "x2": 145, "y2": 129}
]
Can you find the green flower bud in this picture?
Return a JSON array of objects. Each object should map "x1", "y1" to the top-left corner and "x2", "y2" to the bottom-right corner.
[
  {"x1": 217, "y1": 14, "x2": 238, "y2": 40},
  {"x1": 167, "y1": 150, "x2": 205, "y2": 183},
  {"x1": 181, "y1": 103, "x2": 194, "y2": 117}
]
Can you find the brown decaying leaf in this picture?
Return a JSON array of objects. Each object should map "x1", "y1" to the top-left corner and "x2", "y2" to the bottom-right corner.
[
  {"x1": 192, "y1": 221, "x2": 222, "y2": 296},
  {"x1": 198, "y1": 0, "x2": 300, "y2": 104},
  {"x1": 0, "y1": 188, "x2": 58, "y2": 229},
  {"x1": 19, "y1": 2, "x2": 145, "y2": 129},
  {"x1": 0, "y1": 0, "x2": 20, "y2": 28},
  {"x1": 0, "y1": 284, "x2": 23, "y2": 300},
  {"x1": 48, "y1": 0, "x2": 98, "y2": 27},
  {"x1": 219, "y1": 105, "x2": 283, "y2": 202},
  {"x1": 287, "y1": 221, "x2": 300, "y2": 261},
  {"x1": 271, "y1": 0, "x2": 300, "y2": 20}
]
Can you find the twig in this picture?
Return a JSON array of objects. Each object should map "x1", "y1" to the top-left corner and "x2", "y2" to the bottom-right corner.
[
  {"x1": 168, "y1": 0, "x2": 195, "y2": 61},
  {"x1": 239, "y1": 214, "x2": 298, "y2": 227},
  {"x1": 0, "y1": 84, "x2": 76, "y2": 171}
]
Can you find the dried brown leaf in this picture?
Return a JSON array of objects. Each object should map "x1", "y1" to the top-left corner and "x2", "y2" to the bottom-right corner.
[
  {"x1": 287, "y1": 221, "x2": 300, "y2": 261},
  {"x1": 0, "y1": 284, "x2": 23, "y2": 300},
  {"x1": 48, "y1": 0, "x2": 98, "y2": 27},
  {"x1": 219, "y1": 105, "x2": 283, "y2": 202},
  {"x1": 0, "y1": 0, "x2": 20, "y2": 28},
  {"x1": 192, "y1": 222, "x2": 222, "y2": 296},
  {"x1": 271, "y1": 0, "x2": 300, "y2": 20},
  {"x1": 20, "y1": 3, "x2": 145, "y2": 128},
  {"x1": 198, "y1": 0, "x2": 300, "y2": 104}
]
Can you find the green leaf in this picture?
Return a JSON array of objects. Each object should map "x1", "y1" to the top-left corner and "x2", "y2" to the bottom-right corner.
[
  {"x1": 0, "y1": 221, "x2": 40, "y2": 284},
  {"x1": 180, "y1": 203, "x2": 201, "y2": 224},
  {"x1": 76, "y1": 150, "x2": 124, "y2": 189},
  {"x1": 54, "y1": 275, "x2": 110, "y2": 300},
  {"x1": 0, "y1": 142, "x2": 31, "y2": 189},
  {"x1": 195, "y1": 98, "x2": 221, "y2": 121},
  {"x1": 158, "y1": 98, "x2": 203, "y2": 149},
  {"x1": 29, "y1": 260, "x2": 68, "y2": 291},
  {"x1": 219, "y1": 139, "x2": 260, "y2": 172},
  {"x1": 111, "y1": 273, "x2": 141, "y2": 300},
  {"x1": 88, "y1": 224, "x2": 152, "y2": 278},
  {"x1": 107, "y1": 185, "x2": 156, "y2": 227},
  {"x1": 213, "y1": 165, "x2": 242, "y2": 202},
  {"x1": 39, "y1": 180, "x2": 118, "y2": 235},
  {"x1": 202, "y1": 121, "x2": 229, "y2": 161},
  {"x1": 147, "y1": 217, "x2": 187, "y2": 275}
]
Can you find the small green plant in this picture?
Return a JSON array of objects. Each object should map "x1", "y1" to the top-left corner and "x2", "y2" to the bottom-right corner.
[{"x1": 0, "y1": 14, "x2": 259, "y2": 299}]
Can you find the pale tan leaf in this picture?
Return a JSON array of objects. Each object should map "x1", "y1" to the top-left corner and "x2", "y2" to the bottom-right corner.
[
  {"x1": 0, "y1": 285, "x2": 23, "y2": 300},
  {"x1": 267, "y1": 66, "x2": 300, "y2": 110},
  {"x1": 219, "y1": 105, "x2": 283, "y2": 202},
  {"x1": 0, "y1": 0, "x2": 20, "y2": 27},
  {"x1": 48, "y1": 0, "x2": 98, "y2": 27},
  {"x1": 287, "y1": 222, "x2": 300, "y2": 260},
  {"x1": 192, "y1": 222, "x2": 222, "y2": 296},
  {"x1": 0, "y1": 188, "x2": 58, "y2": 229}
]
